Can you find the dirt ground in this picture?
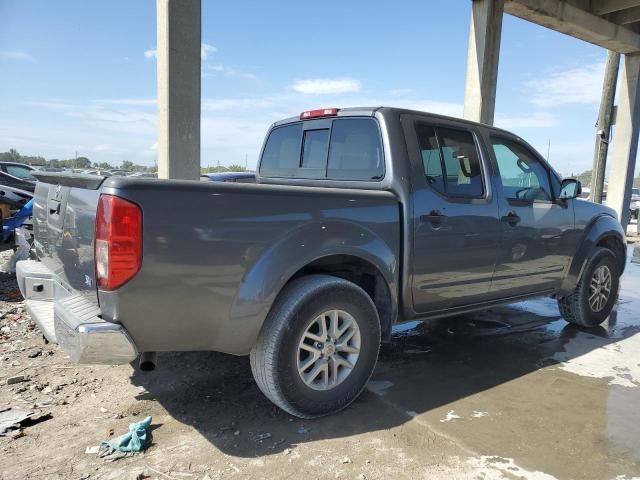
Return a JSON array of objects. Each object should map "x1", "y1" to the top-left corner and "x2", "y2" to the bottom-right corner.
[{"x1": 1, "y1": 243, "x2": 640, "y2": 480}]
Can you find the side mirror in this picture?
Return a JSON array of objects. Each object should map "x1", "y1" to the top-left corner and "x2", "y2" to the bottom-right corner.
[{"x1": 560, "y1": 178, "x2": 581, "y2": 200}]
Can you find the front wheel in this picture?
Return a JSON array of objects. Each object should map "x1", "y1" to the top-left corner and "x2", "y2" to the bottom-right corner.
[
  {"x1": 250, "y1": 275, "x2": 381, "y2": 418},
  {"x1": 558, "y1": 247, "x2": 620, "y2": 327}
]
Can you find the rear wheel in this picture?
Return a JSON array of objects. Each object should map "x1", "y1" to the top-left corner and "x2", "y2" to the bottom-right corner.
[
  {"x1": 250, "y1": 275, "x2": 381, "y2": 418},
  {"x1": 557, "y1": 247, "x2": 619, "y2": 327}
]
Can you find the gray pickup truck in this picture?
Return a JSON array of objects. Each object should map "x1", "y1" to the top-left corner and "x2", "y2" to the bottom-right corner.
[{"x1": 17, "y1": 107, "x2": 626, "y2": 418}]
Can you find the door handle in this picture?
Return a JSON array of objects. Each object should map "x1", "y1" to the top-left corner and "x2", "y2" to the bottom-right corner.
[
  {"x1": 501, "y1": 212, "x2": 521, "y2": 226},
  {"x1": 421, "y1": 210, "x2": 444, "y2": 226}
]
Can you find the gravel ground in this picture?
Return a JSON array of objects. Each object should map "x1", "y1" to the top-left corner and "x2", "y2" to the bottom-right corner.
[
  {"x1": 0, "y1": 249, "x2": 469, "y2": 480},
  {"x1": 2, "y1": 246, "x2": 640, "y2": 480}
]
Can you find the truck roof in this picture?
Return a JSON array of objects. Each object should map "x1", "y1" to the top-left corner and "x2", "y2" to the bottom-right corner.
[{"x1": 271, "y1": 106, "x2": 517, "y2": 138}]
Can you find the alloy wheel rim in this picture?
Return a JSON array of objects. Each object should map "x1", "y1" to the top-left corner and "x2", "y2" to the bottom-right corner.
[
  {"x1": 589, "y1": 265, "x2": 612, "y2": 313},
  {"x1": 296, "y1": 309, "x2": 361, "y2": 391}
]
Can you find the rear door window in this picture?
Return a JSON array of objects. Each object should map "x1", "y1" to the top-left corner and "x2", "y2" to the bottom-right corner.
[
  {"x1": 416, "y1": 124, "x2": 446, "y2": 195},
  {"x1": 416, "y1": 123, "x2": 485, "y2": 198},
  {"x1": 260, "y1": 118, "x2": 383, "y2": 181}
]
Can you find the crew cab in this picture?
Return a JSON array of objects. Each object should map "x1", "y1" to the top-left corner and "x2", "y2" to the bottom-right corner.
[{"x1": 17, "y1": 107, "x2": 626, "y2": 418}]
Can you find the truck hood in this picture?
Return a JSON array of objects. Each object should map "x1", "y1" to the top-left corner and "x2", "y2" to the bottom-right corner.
[{"x1": 576, "y1": 198, "x2": 620, "y2": 222}]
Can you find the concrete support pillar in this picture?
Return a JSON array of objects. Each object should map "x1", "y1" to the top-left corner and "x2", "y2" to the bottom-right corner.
[
  {"x1": 608, "y1": 53, "x2": 640, "y2": 229},
  {"x1": 591, "y1": 51, "x2": 620, "y2": 204},
  {"x1": 463, "y1": 0, "x2": 504, "y2": 126},
  {"x1": 156, "y1": 0, "x2": 201, "y2": 180}
]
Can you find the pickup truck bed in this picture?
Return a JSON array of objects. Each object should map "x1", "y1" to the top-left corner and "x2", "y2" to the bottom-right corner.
[{"x1": 19, "y1": 173, "x2": 399, "y2": 358}]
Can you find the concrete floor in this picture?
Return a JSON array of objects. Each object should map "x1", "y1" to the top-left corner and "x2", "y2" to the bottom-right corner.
[
  {"x1": 2, "y1": 243, "x2": 640, "y2": 479},
  {"x1": 121, "y1": 241, "x2": 640, "y2": 479}
]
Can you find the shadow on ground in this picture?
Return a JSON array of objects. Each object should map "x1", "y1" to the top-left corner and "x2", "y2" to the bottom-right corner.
[{"x1": 130, "y1": 293, "x2": 638, "y2": 458}]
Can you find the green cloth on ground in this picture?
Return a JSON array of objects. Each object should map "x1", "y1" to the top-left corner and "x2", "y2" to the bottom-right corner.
[{"x1": 98, "y1": 415, "x2": 152, "y2": 460}]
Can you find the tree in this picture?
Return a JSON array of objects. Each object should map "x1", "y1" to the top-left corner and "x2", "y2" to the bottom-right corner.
[
  {"x1": 94, "y1": 161, "x2": 114, "y2": 170},
  {"x1": 121, "y1": 160, "x2": 134, "y2": 171},
  {"x1": 227, "y1": 164, "x2": 246, "y2": 172},
  {"x1": 575, "y1": 169, "x2": 592, "y2": 188},
  {"x1": 8, "y1": 148, "x2": 20, "y2": 163},
  {"x1": 73, "y1": 156, "x2": 92, "y2": 169}
]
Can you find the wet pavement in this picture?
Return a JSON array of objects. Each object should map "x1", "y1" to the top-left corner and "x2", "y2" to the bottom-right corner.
[
  {"x1": 366, "y1": 239, "x2": 640, "y2": 479},
  {"x1": 2, "y1": 242, "x2": 640, "y2": 479}
]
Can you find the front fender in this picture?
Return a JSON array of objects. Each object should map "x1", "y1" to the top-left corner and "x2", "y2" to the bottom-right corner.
[
  {"x1": 559, "y1": 214, "x2": 626, "y2": 295},
  {"x1": 227, "y1": 218, "x2": 399, "y2": 354}
]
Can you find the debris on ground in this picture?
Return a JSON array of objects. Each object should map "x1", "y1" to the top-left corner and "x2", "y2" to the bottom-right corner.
[
  {"x1": 98, "y1": 415, "x2": 153, "y2": 462},
  {"x1": 0, "y1": 407, "x2": 51, "y2": 436},
  {"x1": 6, "y1": 374, "x2": 28, "y2": 385}
]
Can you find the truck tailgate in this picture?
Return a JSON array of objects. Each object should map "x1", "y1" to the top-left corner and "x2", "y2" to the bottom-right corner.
[{"x1": 30, "y1": 172, "x2": 107, "y2": 305}]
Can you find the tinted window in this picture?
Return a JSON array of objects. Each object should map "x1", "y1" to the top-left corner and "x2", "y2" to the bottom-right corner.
[
  {"x1": 302, "y1": 129, "x2": 329, "y2": 170},
  {"x1": 416, "y1": 124, "x2": 484, "y2": 197},
  {"x1": 438, "y1": 128, "x2": 483, "y2": 197},
  {"x1": 416, "y1": 124, "x2": 445, "y2": 194},
  {"x1": 261, "y1": 118, "x2": 383, "y2": 181},
  {"x1": 327, "y1": 119, "x2": 383, "y2": 180},
  {"x1": 491, "y1": 137, "x2": 552, "y2": 202},
  {"x1": 5, "y1": 164, "x2": 34, "y2": 180},
  {"x1": 260, "y1": 123, "x2": 302, "y2": 177}
]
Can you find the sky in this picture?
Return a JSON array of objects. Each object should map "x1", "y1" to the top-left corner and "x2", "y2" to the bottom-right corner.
[{"x1": 0, "y1": 0, "x2": 622, "y2": 175}]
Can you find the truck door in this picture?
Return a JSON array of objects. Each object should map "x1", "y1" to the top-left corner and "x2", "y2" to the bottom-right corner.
[
  {"x1": 486, "y1": 134, "x2": 574, "y2": 297},
  {"x1": 403, "y1": 117, "x2": 501, "y2": 314}
]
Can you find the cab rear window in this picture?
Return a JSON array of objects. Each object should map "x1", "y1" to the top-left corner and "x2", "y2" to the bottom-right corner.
[{"x1": 259, "y1": 118, "x2": 384, "y2": 181}]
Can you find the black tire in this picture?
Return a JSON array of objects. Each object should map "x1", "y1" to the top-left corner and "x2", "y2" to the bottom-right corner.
[
  {"x1": 557, "y1": 247, "x2": 619, "y2": 327},
  {"x1": 250, "y1": 274, "x2": 381, "y2": 419}
]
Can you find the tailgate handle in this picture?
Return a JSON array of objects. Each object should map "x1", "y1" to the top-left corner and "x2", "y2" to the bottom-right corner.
[{"x1": 49, "y1": 202, "x2": 61, "y2": 215}]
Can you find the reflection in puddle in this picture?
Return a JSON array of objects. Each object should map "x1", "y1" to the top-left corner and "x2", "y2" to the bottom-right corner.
[{"x1": 373, "y1": 249, "x2": 640, "y2": 478}]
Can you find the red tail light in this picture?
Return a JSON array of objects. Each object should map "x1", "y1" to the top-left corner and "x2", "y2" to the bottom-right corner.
[
  {"x1": 300, "y1": 108, "x2": 339, "y2": 120},
  {"x1": 95, "y1": 194, "x2": 142, "y2": 290}
]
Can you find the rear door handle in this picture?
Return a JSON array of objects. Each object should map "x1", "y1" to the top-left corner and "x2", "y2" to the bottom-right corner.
[
  {"x1": 420, "y1": 210, "x2": 444, "y2": 226},
  {"x1": 501, "y1": 212, "x2": 521, "y2": 226}
]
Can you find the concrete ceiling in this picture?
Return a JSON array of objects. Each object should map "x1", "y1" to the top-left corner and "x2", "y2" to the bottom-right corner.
[{"x1": 504, "y1": 0, "x2": 640, "y2": 53}]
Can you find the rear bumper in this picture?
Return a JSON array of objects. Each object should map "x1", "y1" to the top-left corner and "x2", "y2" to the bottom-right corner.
[{"x1": 16, "y1": 259, "x2": 138, "y2": 364}]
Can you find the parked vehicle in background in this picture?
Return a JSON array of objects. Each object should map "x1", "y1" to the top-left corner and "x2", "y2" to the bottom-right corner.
[
  {"x1": 0, "y1": 162, "x2": 36, "y2": 181},
  {"x1": 200, "y1": 171, "x2": 256, "y2": 183},
  {"x1": 127, "y1": 172, "x2": 157, "y2": 178},
  {"x1": 80, "y1": 169, "x2": 112, "y2": 176},
  {"x1": 629, "y1": 187, "x2": 639, "y2": 220},
  {"x1": 109, "y1": 170, "x2": 130, "y2": 176},
  {"x1": 18, "y1": 106, "x2": 626, "y2": 418},
  {"x1": 0, "y1": 184, "x2": 33, "y2": 208},
  {"x1": 0, "y1": 163, "x2": 36, "y2": 193}
]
